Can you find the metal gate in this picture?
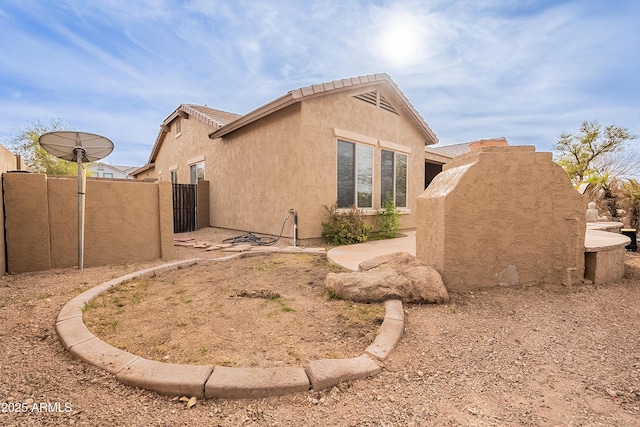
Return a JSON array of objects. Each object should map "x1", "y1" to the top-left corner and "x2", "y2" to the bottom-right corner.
[{"x1": 172, "y1": 184, "x2": 197, "y2": 233}]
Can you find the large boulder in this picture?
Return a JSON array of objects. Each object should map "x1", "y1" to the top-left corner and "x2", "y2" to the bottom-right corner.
[{"x1": 325, "y1": 252, "x2": 448, "y2": 303}]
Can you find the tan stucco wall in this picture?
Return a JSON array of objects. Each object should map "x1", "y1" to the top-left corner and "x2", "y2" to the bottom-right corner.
[
  {"x1": 137, "y1": 117, "x2": 215, "y2": 184},
  {"x1": 296, "y1": 84, "x2": 428, "y2": 238},
  {"x1": 197, "y1": 180, "x2": 210, "y2": 230},
  {"x1": 584, "y1": 248, "x2": 626, "y2": 284},
  {"x1": 0, "y1": 145, "x2": 27, "y2": 275},
  {"x1": 4, "y1": 174, "x2": 173, "y2": 273},
  {"x1": 209, "y1": 104, "x2": 304, "y2": 236},
  {"x1": 209, "y1": 84, "x2": 428, "y2": 239},
  {"x1": 4, "y1": 173, "x2": 52, "y2": 273},
  {"x1": 416, "y1": 146, "x2": 586, "y2": 292},
  {"x1": 137, "y1": 85, "x2": 432, "y2": 239}
]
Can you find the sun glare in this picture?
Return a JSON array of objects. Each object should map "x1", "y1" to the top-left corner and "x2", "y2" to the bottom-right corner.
[{"x1": 376, "y1": 13, "x2": 426, "y2": 68}]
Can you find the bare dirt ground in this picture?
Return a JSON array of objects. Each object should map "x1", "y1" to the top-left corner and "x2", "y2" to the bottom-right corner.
[
  {"x1": 82, "y1": 254, "x2": 384, "y2": 368},
  {"x1": 1, "y1": 227, "x2": 640, "y2": 426}
]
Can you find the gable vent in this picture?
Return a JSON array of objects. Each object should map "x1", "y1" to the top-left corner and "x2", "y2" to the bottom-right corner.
[
  {"x1": 379, "y1": 94, "x2": 399, "y2": 115},
  {"x1": 353, "y1": 90, "x2": 377, "y2": 106},
  {"x1": 353, "y1": 90, "x2": 399, "y2": 115}
]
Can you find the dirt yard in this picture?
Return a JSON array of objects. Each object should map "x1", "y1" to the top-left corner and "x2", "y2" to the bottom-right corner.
[
  {"x1": 82, "y1": 254, "x2": 385, "y2": 368},
  {"x1": 1, "y1": 227, "x2": 640, "y2": 426}
]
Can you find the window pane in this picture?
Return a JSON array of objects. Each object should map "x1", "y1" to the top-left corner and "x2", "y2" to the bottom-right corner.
[
  {"x1": 356, "y1": 145, "x2": 373, "y2": 208},
  {"x1": 337, "y1": 141, "x2": 355, "y2": 208},
  {"x1": 190, "y1": 162, "x2": 205, "y2": 184},
  {"x1": 395, "y1": 153, "x2": 408, "y2": 207},
  {"x1": 380, "y1": 150, "x2": 394, "y2": 204}
]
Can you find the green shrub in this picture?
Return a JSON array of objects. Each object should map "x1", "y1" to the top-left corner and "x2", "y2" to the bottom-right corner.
[
  {"x1": 377, "y1": 195, "x2": 400, "y2": 239},
  {"x1": 321, "y1": 204, "x2": 372, "y2": 245}
]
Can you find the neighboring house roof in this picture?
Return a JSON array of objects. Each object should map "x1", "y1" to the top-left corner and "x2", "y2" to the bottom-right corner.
[
  {"x1": 425, "y1": 137, "x2": 509, "y2": 163},
  {"x1": 209, "y1": 73, "x2": 438, "y2": 144},
  {"x1": 425, "y1": 142, "x2": 474, "y2": 158},
  {"x1": 87, "y1": 162, "x2": 139, "y2": 177},
  {"x1": 109, "y1": 164, "x2": 139, "y2": 175}
]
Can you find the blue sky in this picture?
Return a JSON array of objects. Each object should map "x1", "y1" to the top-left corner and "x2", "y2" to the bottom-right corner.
[{"x1": 1, "y1": 0, "x2": 638, "y2": 167}]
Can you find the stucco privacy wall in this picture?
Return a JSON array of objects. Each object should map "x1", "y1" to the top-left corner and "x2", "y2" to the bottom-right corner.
[
  {"x1": 416, "y1": 146, "x2": 586, "y2": 292},
  {"x1": 3, "y1": 173, "x2": 173, "y2": 273},
  {"x1": 208, "y1": 84, "x2": 428, "y2": 239},
  {"x1": 0, "y1": 145, "x2": 27, "y2": 275}
]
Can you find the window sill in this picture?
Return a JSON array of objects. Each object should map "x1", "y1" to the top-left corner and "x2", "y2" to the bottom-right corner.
[
  {"x1": 337, "y1": 208, "x2": 377, "y2": 216},
  {"x1": 379, "y1": 208, "x2": 410, "y2": 215},
  {"x1": 336, "y1": 208, "x2": 411, "y2": 215}
]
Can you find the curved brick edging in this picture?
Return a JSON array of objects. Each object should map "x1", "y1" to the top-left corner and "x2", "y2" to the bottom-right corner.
[{"x1": 56, "y1": 255, "x2": 405, "y2": 399}]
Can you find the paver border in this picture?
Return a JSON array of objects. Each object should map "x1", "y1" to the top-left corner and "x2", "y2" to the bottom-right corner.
[{"x1": 56, "y1": 252, "x2": 405, "y2": 399}]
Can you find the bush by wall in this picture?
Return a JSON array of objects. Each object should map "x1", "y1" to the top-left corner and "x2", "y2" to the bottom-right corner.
[
  {"x1": 377, "y1": 195, "x2": 400, "y2": 239},
  {"x1": 321, "y1": 204, "x2": 371, "y2": 245}
]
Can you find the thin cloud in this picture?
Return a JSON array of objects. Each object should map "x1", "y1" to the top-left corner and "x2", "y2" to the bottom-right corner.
[{"x1": 0, "y1": 0, "x2": 637, "y2": 166}]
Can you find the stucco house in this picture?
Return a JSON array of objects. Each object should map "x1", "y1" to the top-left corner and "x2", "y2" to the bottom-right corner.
[
  {"x1": 86, "y1": 162, "x2": 138, "y2": 179},
  {"x1": 133, "y1": 73, "x2": 440, "y2": 240}
]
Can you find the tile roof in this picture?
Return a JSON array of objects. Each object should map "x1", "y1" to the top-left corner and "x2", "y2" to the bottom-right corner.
[
  {"x1": 181, "y1": 104, "x2": 241, "y2": 130},
  {"x1": 209, "y1": 73, "x2": 438, "y2": 144},
  {"x1": 425, "y1": 138, "x2": 510, "y2": 160},
  {"x1": 425, "y1": 142, "x2": 473, "y2": 158},
  {"x1": 137, "y1": 74, "x2": 438, "y2": 171}
]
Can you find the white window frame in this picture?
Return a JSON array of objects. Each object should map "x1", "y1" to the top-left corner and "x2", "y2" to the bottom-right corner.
[
  {"x1": 380, "y1": 149, "x2": 409, "y2": 208},
  {"x1": 189, "y1": 161, "x2": 205, "y2": 184},
  {"x1": 336, "y1": 139, "x2": 374, "y2": 210}
]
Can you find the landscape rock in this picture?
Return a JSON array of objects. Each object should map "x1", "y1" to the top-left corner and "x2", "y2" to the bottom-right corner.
[
  {"x1": 325, "y1": 252, "x2": 448, "y2": 303},
  {"x1": 358, "y1": 252, "x2": 418, "y2": 272}
]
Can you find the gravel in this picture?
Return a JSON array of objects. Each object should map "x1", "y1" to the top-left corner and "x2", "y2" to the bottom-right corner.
[{"x1": 1, "y1": 229, "x2": 639, "y2": 426}]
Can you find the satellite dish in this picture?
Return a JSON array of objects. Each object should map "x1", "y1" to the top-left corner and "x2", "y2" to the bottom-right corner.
[
  {"x1": 38, "y1": 131, "x2": 114, "y2": 271},
  {"x1": 39, "y1": 131, "x2": 113, "y2": 162}
]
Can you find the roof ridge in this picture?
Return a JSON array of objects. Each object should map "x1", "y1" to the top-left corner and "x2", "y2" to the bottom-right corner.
[
  {"x1": 209, "y1": 73, "x2": 437, "y2": 144},
  {"x1": 180, "y1": 104, "x2": 241, "y2": 130},
  {"x1": 289, "y1": 73, "x2": 389, "y2": 99}
]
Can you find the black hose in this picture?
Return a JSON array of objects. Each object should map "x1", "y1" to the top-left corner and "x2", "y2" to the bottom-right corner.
[{"x1": 222, "y1": 216, "x2": 290, "y2": 246}]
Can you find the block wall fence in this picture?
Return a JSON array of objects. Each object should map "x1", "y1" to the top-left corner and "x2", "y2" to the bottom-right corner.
[{"x1": 3, "y1": 172, "x2": 173, "y2": 274}]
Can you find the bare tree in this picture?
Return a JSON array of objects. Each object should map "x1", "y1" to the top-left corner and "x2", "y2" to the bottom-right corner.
[
  {"x1": 554, "y1": 120, "x2": 637, "y2": 186},
  {"x1": 7, "y1": 118, "x2": 78, "y2": 175}
]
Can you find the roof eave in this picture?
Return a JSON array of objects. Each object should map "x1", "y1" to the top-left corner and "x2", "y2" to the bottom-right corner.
[
  {"x1": 381, "y1": 75, "x2": 438, "y2": 146},
  {"x1": 131, "y1": 163, "x2": 155, "y2": 176},
  {"x1": 424, "y1": 148, "x2": 454, "y2": 164},
  {"x1": 208, "y1": 93, "x2": 296, "y2": 139}
]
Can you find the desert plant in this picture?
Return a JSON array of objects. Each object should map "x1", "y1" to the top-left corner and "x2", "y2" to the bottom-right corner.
[
  {"x1": 618, "y1": 179, "x2": 640, "y2": 229},
  {"x1": 377, "y1": 194, "x2": 400, "y2": 239},
  {"x1": 321, "y1": 204, "x2": 371, "y2": 245}
]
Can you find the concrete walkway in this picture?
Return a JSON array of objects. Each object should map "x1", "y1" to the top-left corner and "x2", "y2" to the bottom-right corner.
[
  {"x1": 328, "y1": 225, "x2": 630, "y2": 285},
  {"x1": 327, "y1": 231, "x2": 416, "y2": 271}
]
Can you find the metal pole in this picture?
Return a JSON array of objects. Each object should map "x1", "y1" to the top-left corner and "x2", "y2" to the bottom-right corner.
[
  {"x1": 76, "y1": 149, "x2": 85, "y2": 271},
  {"x1": 293, "y1": 211, "x2": 298, "y2": 247}
]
